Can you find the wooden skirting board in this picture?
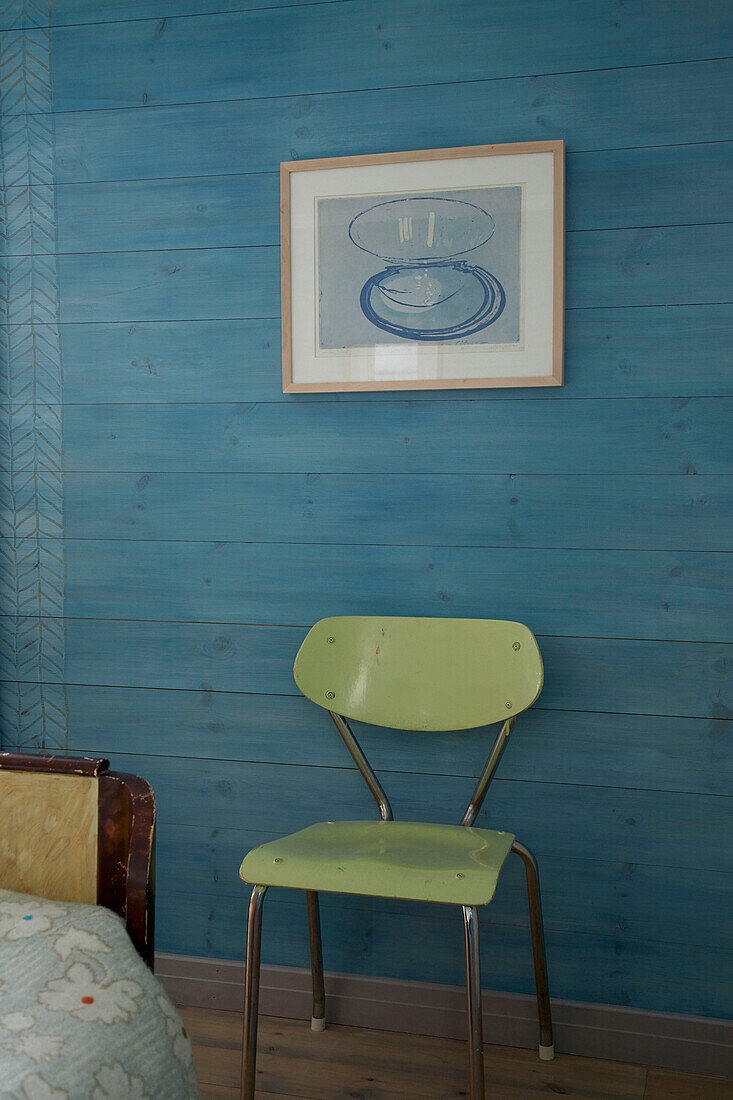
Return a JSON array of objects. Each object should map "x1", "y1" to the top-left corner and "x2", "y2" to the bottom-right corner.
[{"x1": 155, "y1": 954, "x2": 733, "y2": 1079}]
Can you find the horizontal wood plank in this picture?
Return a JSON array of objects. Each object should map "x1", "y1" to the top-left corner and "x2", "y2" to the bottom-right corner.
[
  {"x1": 59, "y1": 684, "x2": 731, "y2": 796},
  {"x1": 2, "y1": 626, "x2": 729, "y2": 718},
  {"x1": 0, "y1": 0, "x2": 333, "y2": 31},
  {"x1": 22, "y1": 539, "x2": 729, "y2": 642},
  {"x1": 157, "y1": 889, "x2": 733, "y2": 1018},
  {"x1": 644, "y1": 1068, "x2": 733, "y2": 1099},
  {"x1": 2, "y1": 145, "x2": 727, "y2": 259},
  {"x1": 49, "y1": 398, "x2": 730, "y2": 475},
  {"x1": 565, "y1": 143, "x2": 733, "y2": 232},
  {"x1": 7, "y1": 1, "x2": 725, "y2": 115},
  {"x1": 55, "y1": 245, "x2": 280, "y2": 323},
  {"x1": 182, "y1": 1008, "x2": 651, "y2": 1100},
  {"x1": 18, "y1": 307, "x2": 727, "y2": 404},
  {"x1": 59, "y1": 750, "x2": 733, "y2": 873},
  {"x1": 58, "y1": 472, "x2": 732, "y2": 550},
  {"x1": 565, "y1": 224, "x2": 732, "y2": 309},
  {"x1": 42, "y1": 224, "x2": 731, "y2": 323},
  {"x1": 145, "y1": 822, "x2": 733, "y2": 951},
  {"x1": 53, "y1": 61, "x2": 733, "y2": 184}
]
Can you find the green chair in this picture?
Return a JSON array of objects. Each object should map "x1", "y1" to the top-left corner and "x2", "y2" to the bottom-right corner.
[{"x1": 238, "y1": 616, "x2": 554, "y2": 1100}]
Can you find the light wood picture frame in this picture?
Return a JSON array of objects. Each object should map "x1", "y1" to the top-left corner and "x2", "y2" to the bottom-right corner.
[{"x1": 281, "y1": 140, "x2": 564, "y2": 393}]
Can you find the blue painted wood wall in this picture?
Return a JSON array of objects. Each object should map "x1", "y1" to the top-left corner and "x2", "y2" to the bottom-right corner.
[{"x1": 0, "y1": 0, "x2": 731, "y2": 1019}]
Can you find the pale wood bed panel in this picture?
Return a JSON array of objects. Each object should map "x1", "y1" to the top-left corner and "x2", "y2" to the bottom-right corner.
[
  {"x1": 0, "y1": 770, "x2": 99, "y2": 904},
  {"x1": 0, "y1": 753, "x2": 156, "y2": 966}
]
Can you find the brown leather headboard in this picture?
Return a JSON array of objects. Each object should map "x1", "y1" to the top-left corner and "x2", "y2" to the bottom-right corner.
[{"x1": 0, "y1": 753, "x2": 156, "y2": 966}]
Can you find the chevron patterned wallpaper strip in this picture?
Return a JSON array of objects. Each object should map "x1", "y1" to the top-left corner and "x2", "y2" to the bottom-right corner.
[{"x1": 0, "y1": 0, "x2": 68, "y2": 750}]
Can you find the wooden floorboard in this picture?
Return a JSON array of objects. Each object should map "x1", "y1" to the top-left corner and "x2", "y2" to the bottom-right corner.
[
  {"x1": 181, "y1": 1006, "x2": 733, "y2": 1100},
  {"x1": 644, "y1": 1070, "x2": 733, "y2": 1100}
]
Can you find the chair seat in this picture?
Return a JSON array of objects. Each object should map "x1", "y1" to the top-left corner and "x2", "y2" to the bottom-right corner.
[{"x1": 239, "y1": 820, "x2": 515, "y2": 906}]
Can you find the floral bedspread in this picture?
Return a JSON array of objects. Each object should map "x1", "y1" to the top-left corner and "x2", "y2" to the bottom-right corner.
[{"x1": 0, "y1": 889, "x2": 200, "y2": 1099}]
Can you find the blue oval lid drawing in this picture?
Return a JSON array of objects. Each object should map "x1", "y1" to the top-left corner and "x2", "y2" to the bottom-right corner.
[{"x1": 348, "y1": 196, "x2": 496, "y2": 264}]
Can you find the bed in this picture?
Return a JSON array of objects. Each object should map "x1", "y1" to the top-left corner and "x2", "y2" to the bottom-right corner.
[{"x1": 0, "y1": 753, "x2": 200, "y2": 1099}]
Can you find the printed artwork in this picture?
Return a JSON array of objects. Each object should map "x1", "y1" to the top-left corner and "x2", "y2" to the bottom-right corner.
[
  {"x1": 317, "y1": 185, "x2": 522, "y2": 349},
  {"x1": 283, "y1": 141, "x2": 563, "y2": 391}
]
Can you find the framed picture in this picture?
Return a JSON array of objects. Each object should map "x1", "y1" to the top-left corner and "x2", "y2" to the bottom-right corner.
[{"x1": 281, "y1": 140, "x2": 564, "y2": 393}]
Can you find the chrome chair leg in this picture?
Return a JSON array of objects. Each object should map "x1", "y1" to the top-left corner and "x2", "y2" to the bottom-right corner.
[
  {"x1": 306, "y1": 890, "x2": 326, "y2": 1031},
  {"x1": 511, "y1": 840, "x2": 554, "y2": 1060},
  {"x1": 462, "y1": 905, "x2": 485, "y2": 1100},
  {"x1": 240, "y1": 885, "x2": 267, "y2": 1100}
]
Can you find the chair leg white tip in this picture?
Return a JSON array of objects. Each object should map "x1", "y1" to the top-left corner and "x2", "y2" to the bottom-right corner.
[
  {"x1": 539, "y1": 1043, "x2": 555, "y2": 1061},
  {"x1": 311, "y1": 1016, "x2": 326, "y2": 1032}
]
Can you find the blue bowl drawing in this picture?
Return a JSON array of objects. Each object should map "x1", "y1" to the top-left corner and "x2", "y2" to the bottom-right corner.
[{"x1": 361, "y1": 261, "x2": 506, "y2": 341}]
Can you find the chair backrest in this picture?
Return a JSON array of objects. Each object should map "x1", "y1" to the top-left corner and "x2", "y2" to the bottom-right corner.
[{"x1": 294, "y1": 616, "x2": 543, "y2": 731}]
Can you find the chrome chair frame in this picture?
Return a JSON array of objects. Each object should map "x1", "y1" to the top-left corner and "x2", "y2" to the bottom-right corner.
[{"x1": 240, "y1": 711, "x2": 554, "y2": 1100}]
